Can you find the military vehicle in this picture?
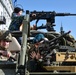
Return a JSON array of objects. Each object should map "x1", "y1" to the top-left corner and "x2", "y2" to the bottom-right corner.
[
  {"x1": 18, "y1": 10, "x2": 76, "y2": 75},
  {"x1": 0, "y1": 10, "x2": 76, "y2": 75}
]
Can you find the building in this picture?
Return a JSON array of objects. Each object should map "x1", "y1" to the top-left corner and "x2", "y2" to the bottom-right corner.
[{"x1": 0, "y1": 0, "x2": 14, "y2": 30}]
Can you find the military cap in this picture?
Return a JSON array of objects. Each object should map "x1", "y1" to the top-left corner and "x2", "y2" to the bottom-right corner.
[
  {"x1": 0, "y1": 30, "x2": 12, "y2": 42},
  {"x1": 14, "y1": 7, "x2": 24, "y2": 13},
  {"x1": 33, "y1": 34, "x2": 48, "y2": 43}
]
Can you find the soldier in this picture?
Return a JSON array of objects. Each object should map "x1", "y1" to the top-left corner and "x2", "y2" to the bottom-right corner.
[
  {"x1": 30, "y1": 33, "x2": 48, "y2": 61},
  {"x1": 9, "y1": 7, "x2": 36, "y2": 45},
  {"x1": 9, "y1": 7, "x2": 24, "y2": 45},
  {"x1": 9, "y1": 7, "x2": 24, "y2": 31},
  {"x1": 28, "y1": 34, "x2": 48, "y2": 72},
  {"x1": 0, "y1": 30, "x2": 16, "y2": 61}
]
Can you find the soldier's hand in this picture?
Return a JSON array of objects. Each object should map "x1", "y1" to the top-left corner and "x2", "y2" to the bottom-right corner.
[
  {"x1": 30, "y1": 51, "x2": 41, "y2": 60},
  {"x1": 1, "y1": 51, "x2": 12, "y2": 58},
  {"x1": 30, "y1": 24, "x2": 37, "y2": 30},
  {"x1": 35, "y1": 52, "x2": 41, "y2": 60},
  {"x1": 30, "y1": 51, "x2": 36, "y2": 59}
]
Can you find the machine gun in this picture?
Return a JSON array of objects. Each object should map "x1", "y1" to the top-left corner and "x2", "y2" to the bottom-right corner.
[
  {"x1": 29, "y1": 10, "x2": 76, "y2": 31},
  {"x1": 9, "y1": 11, "x2": 76, "y2": 37},
  {"x1": 49, "y1": 31, "x2": 71, "y2": 46},
  {"x1": 37, "y1": 31, "x2": 71, "y2": 56}
]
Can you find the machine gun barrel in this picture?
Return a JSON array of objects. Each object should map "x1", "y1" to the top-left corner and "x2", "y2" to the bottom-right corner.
[
  {"x1": 56, "y1": 13, "x2": 76, "y2": 16},
  {"x1": 30, "y1": 11, "x2": 76, "y2": 16},
  {"x1": 49, "y1": 31, "x2": 71, "y2": 44}
]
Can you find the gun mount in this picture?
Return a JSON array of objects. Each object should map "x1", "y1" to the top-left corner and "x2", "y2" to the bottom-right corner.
[{"x1": 29, "y1": 10, "x2": 76, "y2": 31}]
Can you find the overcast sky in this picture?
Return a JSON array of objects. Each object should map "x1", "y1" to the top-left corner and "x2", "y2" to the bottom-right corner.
[{"x1": 13, "y1": 0, "x2": 76, "y2": 39}]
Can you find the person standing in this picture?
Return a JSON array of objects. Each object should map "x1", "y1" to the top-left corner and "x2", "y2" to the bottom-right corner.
[
  {"x1": 28, "y1": 33, "x2": 48, "y2": 72},
  {"x1": 9, "y1": 7, "x2": 24, "y2": 45}
]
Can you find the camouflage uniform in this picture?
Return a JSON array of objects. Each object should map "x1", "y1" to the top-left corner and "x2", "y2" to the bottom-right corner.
[{"x1": 0, "y1": 30, "x2": 12, "y2": 60}]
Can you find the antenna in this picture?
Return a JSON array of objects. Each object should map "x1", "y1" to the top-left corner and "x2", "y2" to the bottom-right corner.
[
  {"x1": 14, "y1": 0, "x2": 17, "y2": 7},
  {"x1": 60, "y1": 22, "x2": 64, "y2": 34}
]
